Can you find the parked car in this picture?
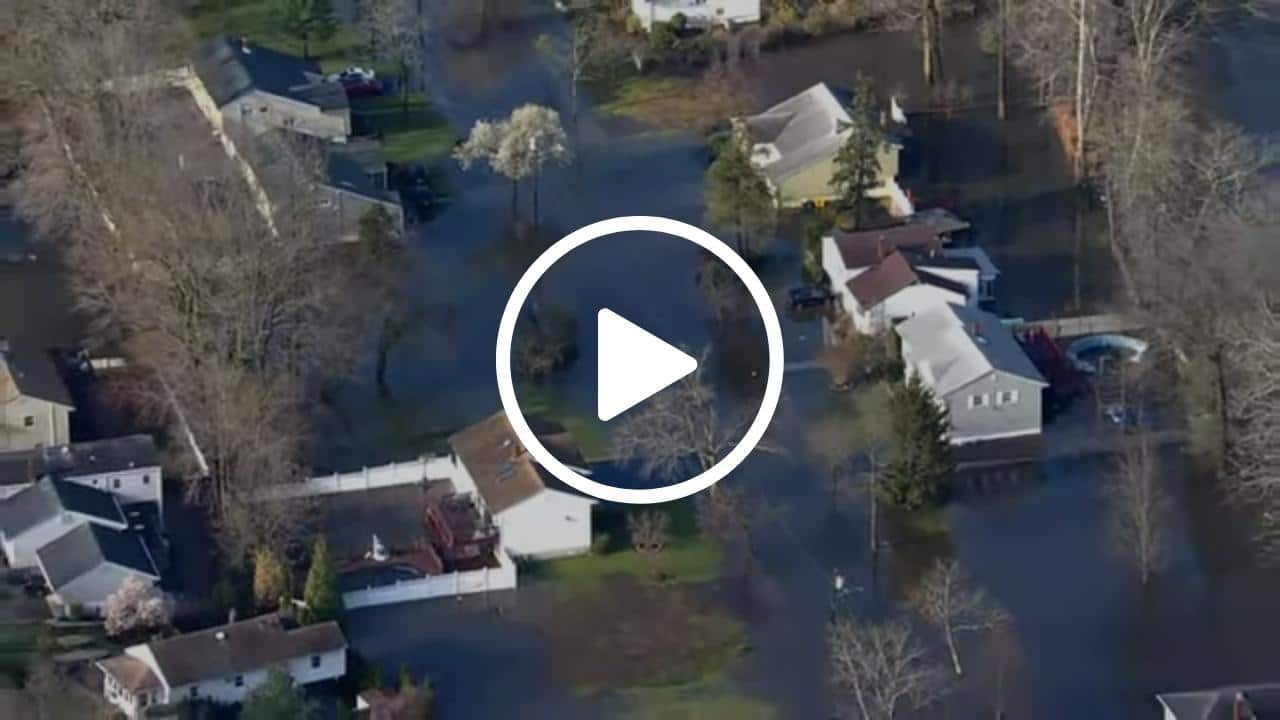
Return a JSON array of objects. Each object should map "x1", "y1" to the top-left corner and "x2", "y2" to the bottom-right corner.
[
  {"x1": 788, "y1": 285, "x2": 835, "y2": 311},
  {"x1": 332, "y1": 67, "x2": 383, "y2": 98}
]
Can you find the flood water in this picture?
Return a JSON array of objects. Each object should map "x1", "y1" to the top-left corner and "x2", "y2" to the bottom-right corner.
[{"x1": 2, "y1": 0, "x2": 1274, "y2": 717}]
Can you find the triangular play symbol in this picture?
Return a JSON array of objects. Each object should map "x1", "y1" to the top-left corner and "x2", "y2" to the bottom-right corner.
[{"x1": 597, "y1": 308, "x2": 698, "y2": 422}]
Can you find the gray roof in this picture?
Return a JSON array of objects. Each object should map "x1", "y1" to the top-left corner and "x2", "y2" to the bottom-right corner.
[
  {"x1": 28, "y1": 435, "x2": 160, "y2": 479},
  {"x1": 37, "y1": 522, "x2": 158, "y2": 589},
  {"x1": 743, "y1": 83, "x2": 852, "y2": 185},
  {"x1": 0, "y1": 478, "x2": 124, "y2": 537},
  {"x1": 1159, "y1": 685, "x2": 1280, "y2": 719},
  {"x1": 195, "y1": 36, "x2": 348, "y2": 111},
  {"x1": 325, "y1": 152, "x2": 400, "y2": 205},
  {"x1": 0, "y1": 350, "x2": 73, "y2": 407},
  {"x1": 895, "y1": 303, "x2": 1047, "y2": 397},
  {"x1": 144, "y1": 613, "x2": 346, "y2": 687}
]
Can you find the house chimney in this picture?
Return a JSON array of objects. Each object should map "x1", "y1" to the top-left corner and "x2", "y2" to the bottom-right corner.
[
  {"x1": 877, "y1": 236, "x2": 886, "y2": 260},
  {"x1": 0, "y1": 337, "x2": 9, "y2": 355},
  {"x1": 227, "y1": 608, "x2": 237, "y2": 625}
]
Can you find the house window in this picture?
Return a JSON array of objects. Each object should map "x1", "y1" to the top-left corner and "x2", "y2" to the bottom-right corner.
[
  {"x1": 139, "y1": 692, "x2": 149, "y2": 708},
  {"x1": 311, "y1": 655, "x2": 321, "y2": 669},
  {"x1": 995, "y1": 390, "x2": 1020, "y2": 406},
  {"x1": 968, "y1": 393, "x2": 990, "y2": 409},
  {"x1": 189, "y1": 686, "x2": 199, "y2": 699},
  {"x1": 143, "y1": 474, "x2": 150, "y2": 484},
  {"x1": 22, "y1": 416, "x2": 34, "y2": 427},
  {"x1": 112, "y1": 478, "x2": 121, "y2": 489},
  {"x1": 235, "y1": 675, "x2": 244, "y2": 687}
]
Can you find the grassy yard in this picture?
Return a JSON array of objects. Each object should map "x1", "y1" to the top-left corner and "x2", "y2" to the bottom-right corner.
[
  {"x1": 592, "y1": 73, "x2": 752, "y2": 133},
  {"x1": 624, "y1": 679, "x2": 778, "y2": 720},
  {"x1": 530, "y1": 500, "x2": 724, "y2": 588},
  {"x1": 349, "y1": 94, "x2": 456, "y2": 165},
  {"x1": 188, "y1": 0, "x2": 365, "y2": 73},
  {"x1": 514, "y1": 383, "x2": 612, "y2": 462}
]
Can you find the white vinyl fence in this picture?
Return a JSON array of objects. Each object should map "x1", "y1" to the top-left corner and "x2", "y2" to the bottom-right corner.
[
  {"x1": 342, "y1": 549, "x2": 518, "y2": 609},
  {"x1": 254, "y1": 455, "x2": 463, "y2": 500}
]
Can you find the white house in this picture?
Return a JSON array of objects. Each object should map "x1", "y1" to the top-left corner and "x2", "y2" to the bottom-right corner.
[
  {"x1": 98, "y1": 613, "x2": 347, "y2": 719},
  {"x1": 821, "y1": 224, "x2": 999, "y2": 333},
  {"x1": 0, "y1": 344, "x2": 73, "y2": 452},
  {"x1": 194, "y1": 36, "x2": 351, "y2": 141},
  {"x1": 631, "y1": 0, "x2": 761, "y2": 30},
  {"x1": 448, "y1": 412, "x2": 597, "y2": 560},
  {"x1": 0, "y1": 478, "x2": 129, "y2": 569},
  {"x1": 895, "y1": 303, "x2": 1048, "y2": 445},
  {"x1": 1157, "y1": 685, "x2": 1280, "y2": 719},
  {"x1": 738, "y1": 83, "x2": 907, "y2": 211},
  {"x1": 0, "y1": 434, "x2": 162, "y2": 503},
  {"x1": 35, "y1": 522, "x2": 160, "y2": 615}
]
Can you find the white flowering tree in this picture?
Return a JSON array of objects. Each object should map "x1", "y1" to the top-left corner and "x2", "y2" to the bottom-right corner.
[
  {"x1": 454, "y1": 104, "x2": 570, "y2": 224},
  {"x1": 104, "y1": 575, "x2": 173, "y2": 637}
]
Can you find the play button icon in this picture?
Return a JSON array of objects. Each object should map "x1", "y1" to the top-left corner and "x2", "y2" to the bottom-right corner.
[
  {"x1": 495, "y1": 215, "x2": 784, "y2": 504},
  {"x1": 596, "y1": 309, "x2": 699, "y2": 422}
]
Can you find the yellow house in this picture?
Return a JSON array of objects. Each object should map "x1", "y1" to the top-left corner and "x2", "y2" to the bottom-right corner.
[{"x1": 737, "y1": 83, "x2": 907, "y2": 214}]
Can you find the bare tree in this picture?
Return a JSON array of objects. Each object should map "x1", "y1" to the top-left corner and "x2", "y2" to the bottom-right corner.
[
  {"x1": 627, "y1": 510, "x2": 671, "y2": 554},
  {"x1": 361, "y1": 0, "x2": 425, "y2": 117},
  {"x1": 614, "y1": 358, "x2": 742, "y2": 482},
  {"x1": 869, "y1": 0, "x2": 974, "y2": 88},
  {"x1": 1106, "y1": 427, "x2": 1171, "y2": 584},
  {"x1": 1224, "y1": 299, "x2": 1280, "y2": 549},
  {"x1": 536, "y1": 12, "x2": 622, "y2": 124},
  {"x1": 910, "y1": 558, "x2": 1007, "y2": 676},
  {"x1": 829, "y1": 616, "x2": 948, "y2": 720}
]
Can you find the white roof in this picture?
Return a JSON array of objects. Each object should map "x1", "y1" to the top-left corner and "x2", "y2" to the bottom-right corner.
[
  {"x1": 743, "y1": 83, "x2": 851, "y2": 185},
  {"x1": 895, "y1": 303, "x2": 1046, "y2": 397}
]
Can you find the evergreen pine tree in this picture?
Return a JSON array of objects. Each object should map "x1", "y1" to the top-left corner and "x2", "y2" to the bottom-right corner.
[
  {"x1": 831, "y1": 76, "x2": 886, "y2": 227},
  {"x1": 882, "y1": 375, "x2": 953, "y2": 509},
  {"x1": 705, "y1": 132, "x2": 777, "y2": 257},
  {"x1": 302, "y1": 534, "x2": 342, "y2": 624}
]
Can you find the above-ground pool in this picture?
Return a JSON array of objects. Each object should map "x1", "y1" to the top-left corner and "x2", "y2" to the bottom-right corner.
[
  {"x1": 1066, "y1": 334, "x2": 1150, "y2": 374},
  {"x1": 339, "y1": 564, "x2": 424, "y2": 592}
]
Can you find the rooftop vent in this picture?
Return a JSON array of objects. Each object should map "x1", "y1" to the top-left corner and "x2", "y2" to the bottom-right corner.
[{"x1": 215, "y1": 631, "x2": 227, "y2": 641}]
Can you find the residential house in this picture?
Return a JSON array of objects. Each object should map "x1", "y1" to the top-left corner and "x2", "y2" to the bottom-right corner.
[
  {"x1": 1157, "y1": 685, "x2": 1280, "y2": 719},
  {"x1": 0, "y1": 434, "x2": 162, "y2": 503},
  {"x1": 194, "y1": 36, "x2": 351, "y2": 141},
  {"x1": 448, "y1": 412, "x2": 597, "y2": 559},
  {"x1": 895, "y1": 303, "x2": 1048, "y2": 444},
  {"x1": 0, "y1": 478, "x2": 130, "y2": 569},
  {"x1": 737, "y1": 83, "x2": 906, "y2": 211},
  {"x1": 0, "y1": 342, "x2": 73, "y2": 451},
  {"x1": 98, "y1": 613, "x2": 347, "y2": 720},
  {"x1": 631, "y1": 0, "x2": 761, "y2": 30},
  {"x1": 36, "y1": 522, "x2": 160, "y2": 616},
  {"x1": 322, "y1": 142, "x2": 405, "y2": 242},
  {"x1": 821, "y1": 224, "x2": 999, "y2": 333}
]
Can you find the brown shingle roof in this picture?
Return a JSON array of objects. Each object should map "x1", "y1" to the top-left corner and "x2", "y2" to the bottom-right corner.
[
  {"x1": 98, "y1": 655, "x2": 162, "y2": 693},
  {"x1": 448, "y1": 412, "x2": 588, "y2": 514},
  {"x1": 846, "y1": 251, "x2": 920, "y2": 307},
  {"x1": 831, "y1": 225, "x2": 944, "y2": 269},
  {"x1": 144, "y1": 613, "x2": 345, "y2": 687}
]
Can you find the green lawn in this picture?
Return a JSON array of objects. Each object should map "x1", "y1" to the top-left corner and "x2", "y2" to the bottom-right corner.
[
  {"x1": 624, "y1": 679, "x2": 779, "y2": 720},
  {"x1": 189, "y1": 0, "x2": 366, "y2": 73},
  {"x1": 530, "y1": 500, "x2": 724, "y2": 588},
  {"x1": 514, "y1": 383, "x2": 612, "y2": 462},
  {"x1": 350, "y1": 94, "x2": 456, "y2": 165}
]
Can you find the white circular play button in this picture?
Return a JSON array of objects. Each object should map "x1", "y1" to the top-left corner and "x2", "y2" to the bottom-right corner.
[{"x1": 495, "y1": 216, "x2": 784, "y2": 505}]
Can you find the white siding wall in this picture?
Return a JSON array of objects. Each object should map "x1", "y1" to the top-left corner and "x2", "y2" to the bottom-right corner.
[
  {"x1": 64, "y1": 466, "x2": 162, "y2": 506},
  {"x1": 165, "y1": 648, "x2": 346, "y2": 707},
  {"x1": 227, "y1": 90, "x2": 351, "y2": 141},
  {"x1": 631, "y1": 0, "x2": 761, "y2": 29},
  {"x1": 496, "y1": 490, "x2": 594, "y2": 559},
  {"x1": 0, "y1": 396, "x2": 71, "y2": 452},
  {"x1": 913, "y1": 266, "x2": 980, "y2": 304}
]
